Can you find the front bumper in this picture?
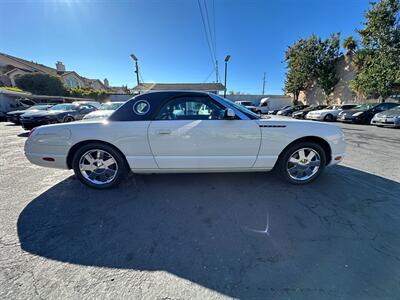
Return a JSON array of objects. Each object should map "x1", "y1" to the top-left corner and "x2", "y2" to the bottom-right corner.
[
  {"x1": 21, "y1": 118, "x2": 58, "y2": 130},
  {"x1": 306, "y1": 114, "x2": 324, "y2": 120},
  {"x1": 337, "y1": 115, "x2": 359, "y2": 123},
  {"x1": 371, "y1": 117, "x2": 400, "y2": 127},
  {"x1": 292, "y1": 113, "x2": 305, "y2": 119}
]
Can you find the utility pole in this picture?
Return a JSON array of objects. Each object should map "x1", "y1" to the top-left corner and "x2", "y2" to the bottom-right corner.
[
  {"x1": 215, "y1": 60, "x2": 219, "y2": 83},
  {"x1": 223, "y1": 55, "x2": 231, "y2": 98},
  {"x1": 262, "y1": 72, "x2": 266, "y2": 95}
]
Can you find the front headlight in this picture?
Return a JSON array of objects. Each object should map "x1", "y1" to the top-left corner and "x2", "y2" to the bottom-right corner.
[{"x1": 353, "y1": 112, "x2": 363, "y2": 117}]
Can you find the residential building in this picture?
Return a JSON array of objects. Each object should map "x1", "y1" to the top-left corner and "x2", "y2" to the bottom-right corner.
[{"x1": 0, "y1": 52, "x2": 107, "y2": 91}]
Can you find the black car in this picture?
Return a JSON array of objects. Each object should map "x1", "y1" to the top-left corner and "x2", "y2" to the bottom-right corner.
[
  {"x1": 276, "y1": 105, "x2": 309, "y2": 116},
  {"x1": 337, "y1": 102, "x2": 400, "y2": 124},
  {"x1": 292, "y1": 105, "x2": 327, "y2": 119},
  {"x1": 6, "y1": 104, "x2": 54, "y2": 125},
  {"x1": 267, "y1": 105, "x2": 291, "y2": 115},
  {"x1": 20, "y1": 103, "x2": 97, "y2": 130}
]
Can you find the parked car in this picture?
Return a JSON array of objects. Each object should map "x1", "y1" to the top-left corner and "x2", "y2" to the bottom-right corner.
[
  {"x1": 292, "y1": 105, "x2": 327, "y2": 119},
  {"x1": 337, "y1": 102, "x2": 399, "y2": 124},
  {"x1": 277, "y1": 105, "x2": 309, "y2": 116},
  {"x1": 20, "y1": 103, "x2": 97, "y2": 130},
  {"x1": 268, "y1": 105, "x2": 291, "y2": 115},
  {"x1": 83, "y1": 102, "x2": 125, "y2": 120},
  {"x1": 6, "y1": 104, "x2": 54, "y2": 125},
  {"x1": 0, "y1": 91, "x2": 36, "y2": 120},
  {"x1": 254, "y1": 97, "x2": 292, "y2": 114},
  {"x1": 235, "y1": 101, "x2": 257, "y2": 112},
  {"x1": 370, "y1": 105, "x2": 400, "y2": 128},
  {"x1": 306, "y1": 104, "x2": 357, "y2": 121},
  {"x1": 73, "y1": 101, "x2": 101, "y2": 109},
  {"x1": 25, "y1": 91, "x2": 345, "y2": 189}
]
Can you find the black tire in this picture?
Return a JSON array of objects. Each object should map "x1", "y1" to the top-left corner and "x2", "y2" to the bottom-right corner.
[
  {"x1": 63, "y1": 116, "x2": 75, "y2": 123},
  {"x1": 256, "y1": 110, "x2": 262, "y2": 115},
  {"x1": 275, "y1": 141, "x2": 327, "y2": 185},
  {"x1": 72, "y1": 142, "x2": 129, "y2": 189},
  {"x1": 324, "y1": 114, "x2": 334, "y2": 122}
]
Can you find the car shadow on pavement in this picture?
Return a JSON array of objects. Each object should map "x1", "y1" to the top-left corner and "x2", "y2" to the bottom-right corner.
[{"x1": 17, "y1": 166, "x2": 400, "y2": 298}]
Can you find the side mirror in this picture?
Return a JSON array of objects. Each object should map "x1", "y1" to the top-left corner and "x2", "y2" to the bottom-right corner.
[{"x1": 225, "y1": 108, "x2": 235, "y2": 119}]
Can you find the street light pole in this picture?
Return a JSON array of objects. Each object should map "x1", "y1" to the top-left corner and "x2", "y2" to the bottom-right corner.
[
  {"x1": 223, "y1": 55, "x2": 230, "y2": 98},
  {"x1": 262, "y1": 72, "x2": 266, "y2": 95},
  {"x1": 130, "y1": 54, "x2": 140, "y2": 89}
]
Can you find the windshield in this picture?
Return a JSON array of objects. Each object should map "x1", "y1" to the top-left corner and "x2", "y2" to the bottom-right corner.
[
  {"x1": 390, "y1": 105, "x2": 400, "y2": 110},
  {"x1": 28, "y1": 105, "x2": 50, "y2": 111},
  {"x1": 99, "y1": 102, "x2": 124, "y2": 111},
  {"x1": 215, "y1": 95, "x2": 260, "y2": 119},
  {"x1": 354, "y1": 103, "x2": 377, "y2": 110},
  {"x1": 50, "y1": 104, "x2": 78, "y2": 111}
]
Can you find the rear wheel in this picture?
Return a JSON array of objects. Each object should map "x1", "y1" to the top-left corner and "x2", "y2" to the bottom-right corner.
[
  {"x1": 275, "y1": 142, "x2": 326, "y2": 184},
  {"x1": 72, "y1": 143, "x2": 128, "y2": 189}
]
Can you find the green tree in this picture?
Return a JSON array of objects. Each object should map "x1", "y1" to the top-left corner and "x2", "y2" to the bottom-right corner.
[
  {"x1": 351, "y1": 0, "x2": 400, "y2": 101},
  {"x1": 342, "y1": 35, "x2": 358, "y2": 54},
  {"x1": 284, "y1": 35, "x2": 319, "y2": 104},
  {"x1": 315, "y1": 33, "x2": 341, "y2": 104},
  {"x1": 15, "y1": 73, "x2": 67, "y2": 96}
]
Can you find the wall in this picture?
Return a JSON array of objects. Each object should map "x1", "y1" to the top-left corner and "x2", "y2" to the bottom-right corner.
[{"x1": 299, "y1": 55, "x2": 363, "y2": 105}]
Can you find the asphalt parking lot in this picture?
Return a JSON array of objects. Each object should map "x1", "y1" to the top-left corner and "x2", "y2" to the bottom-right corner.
[{"x1": 1, "y1": 121, "x2": 400, "y2": 299}]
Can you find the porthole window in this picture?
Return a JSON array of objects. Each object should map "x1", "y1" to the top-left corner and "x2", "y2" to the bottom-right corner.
[{"x1": 133, "y1": 100, "x2": 150, "y2": 115}]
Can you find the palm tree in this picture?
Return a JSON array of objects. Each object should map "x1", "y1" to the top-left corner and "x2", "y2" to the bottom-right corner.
[{"x1": 343, "y1": 36, "x2": 358, "y2": 55}]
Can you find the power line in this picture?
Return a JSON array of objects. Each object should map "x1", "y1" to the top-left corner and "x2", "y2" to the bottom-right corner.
[
  {"x1": 203, "y1": 0, "x2": 216, "y2": 58},
  {"x1": 197, "y1": 0, "x2": 216, "y2": 65},
  {"x1": 211, "y1": 0, "x2": 218, "y2": 82},
  {"x1": 203, "y1": 68, "x2": 215, "y2": 83}
]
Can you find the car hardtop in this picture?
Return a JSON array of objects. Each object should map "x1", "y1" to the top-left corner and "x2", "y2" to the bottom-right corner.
[{"x1": 109, "y1": 91, "x2": 224, "y2": 122}]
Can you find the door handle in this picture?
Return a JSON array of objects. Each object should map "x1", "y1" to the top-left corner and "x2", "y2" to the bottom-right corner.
[{"x1": 157, "y1": 129, "x2": 171, "y2": 135}]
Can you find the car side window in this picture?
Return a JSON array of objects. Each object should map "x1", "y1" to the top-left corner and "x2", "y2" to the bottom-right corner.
[{"x1": 155, "y1": 96, "x2": 225, "y2": 120}]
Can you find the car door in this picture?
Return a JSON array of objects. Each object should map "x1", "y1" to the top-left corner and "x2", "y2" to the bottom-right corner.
[{"x1": 147, "y1": 95, "x2": 261, "y2": 169}]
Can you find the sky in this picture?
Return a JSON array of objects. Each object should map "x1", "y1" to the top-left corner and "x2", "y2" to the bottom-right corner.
[{"x1": 1, "y1": 0, "x2": 371, "y2": 94}]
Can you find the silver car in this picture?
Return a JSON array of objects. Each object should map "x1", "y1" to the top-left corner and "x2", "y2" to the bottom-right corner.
[{"x1": 371, "y1": 106, "x2": 400, "y2": 128}]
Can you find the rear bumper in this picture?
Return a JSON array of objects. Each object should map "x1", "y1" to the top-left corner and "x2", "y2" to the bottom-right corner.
[{"x1": 25, "y1": 152, "x2": 68, "y2": 169}]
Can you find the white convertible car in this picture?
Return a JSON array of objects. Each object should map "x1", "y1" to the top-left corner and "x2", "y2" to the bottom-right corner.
[{"x1": 25, "y1": 91, "x2": 345, "y2": 189}]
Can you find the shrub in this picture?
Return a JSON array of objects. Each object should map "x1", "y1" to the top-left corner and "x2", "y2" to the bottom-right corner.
[{"x1": 15, "y1": 73, "x2": 67, "y2": 96}]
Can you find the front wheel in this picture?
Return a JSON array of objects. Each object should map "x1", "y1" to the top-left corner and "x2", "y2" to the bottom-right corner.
[
  {"x1": 72, "y1": 143, "x2": 129, "y2": 189},
  {"x1": 275, "y1": 142, "x2": 326, "y2": 184},
  {"x1": 63, "y1": 116, "x2": 75, "y2": 123},
  {"x1": 324, "y1": 114, "x2": 334, "y2": 122}
]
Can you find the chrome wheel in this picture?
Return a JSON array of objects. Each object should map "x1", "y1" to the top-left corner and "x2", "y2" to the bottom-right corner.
[
  {"x1": 79, "y1": 149, "x2": 118, "y2": 185},
  {"x1": 286, "y1": 148, "x2": 321, "y2": 181}
]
